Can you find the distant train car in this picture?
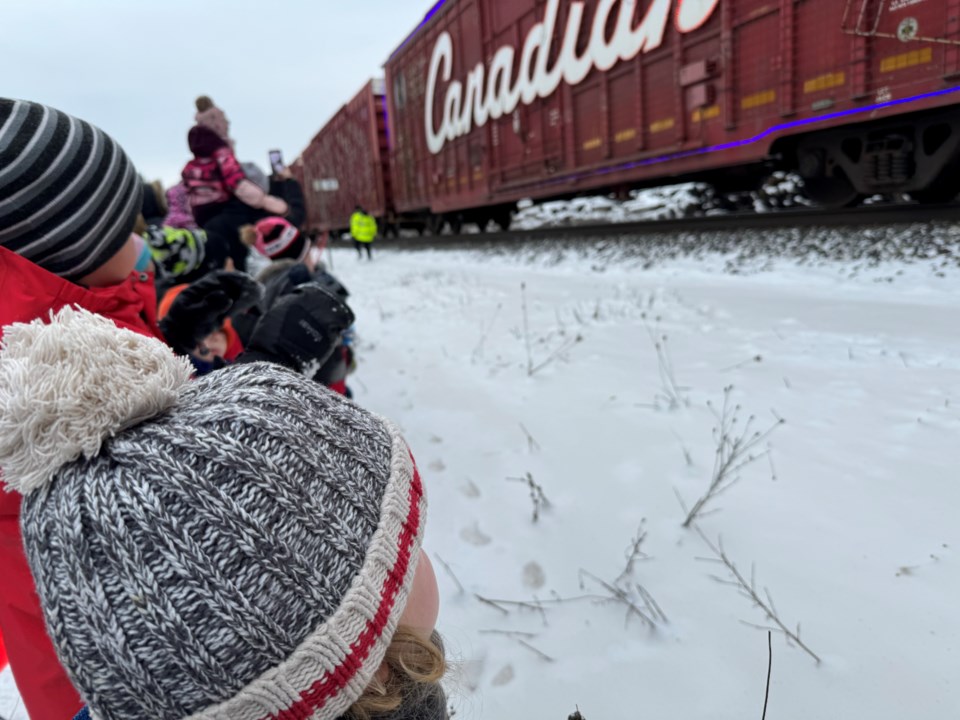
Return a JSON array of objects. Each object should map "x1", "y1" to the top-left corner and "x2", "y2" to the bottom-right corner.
[
  {"x1": 379, "y1": 0, "x2": 960, "y2": 228},
  {"x1": 298, "y1": 80, "x2": 393, "y2": 235}
]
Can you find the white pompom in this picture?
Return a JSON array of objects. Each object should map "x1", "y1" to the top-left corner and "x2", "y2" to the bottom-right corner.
[{"x1": 0, "y1": 306, "x2": 193, "y2": 495}]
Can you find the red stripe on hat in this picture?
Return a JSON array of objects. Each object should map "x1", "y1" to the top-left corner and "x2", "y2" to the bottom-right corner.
[{"x1": 263, "y1": 457, "x2": 424, "y2": 720}]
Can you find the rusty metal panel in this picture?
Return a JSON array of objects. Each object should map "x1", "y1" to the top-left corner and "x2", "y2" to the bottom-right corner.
[
  {"x1": 734, "y1": 9, "x2": 781, "y2": 126},
  {"x1": 573, "y1": 84, "x2": 605, "y2": 166},
  {"x1": 779, "y1": 0, "x2": 797, "y2": 116},
  {"x1": 867, "y1": 1, "x2": 951, "y2": 98},
  {"x1": 299, "y1": 81, "x2": 388, "y2": 232},
  {"x1": 795, "y1": 0, "x2": 851, "y2": 113},
  {"x1": 643, "y1": 55, "x2": 677, "y2": 151},
  {"x1": 609, "y1": 66, "x2": 641, "y2": 159}
]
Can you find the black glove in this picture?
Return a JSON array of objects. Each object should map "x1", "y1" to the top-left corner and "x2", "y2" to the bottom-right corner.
[
  {"x1": 160, "y1": 271, "x2": 263, "y2": 356},
  {"x1": 238, "y1": 283, "x2": 356, "y2": 374}
]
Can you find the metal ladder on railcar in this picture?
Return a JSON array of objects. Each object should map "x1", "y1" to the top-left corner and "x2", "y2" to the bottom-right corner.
[{"x1": 841, "y1": 0, "x2": 960, "y2": 46}]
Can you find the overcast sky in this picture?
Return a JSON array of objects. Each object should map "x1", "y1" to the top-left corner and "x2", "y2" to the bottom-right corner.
[{"x1": 1, "y1": 0, "x2": 431, "y2": 186}]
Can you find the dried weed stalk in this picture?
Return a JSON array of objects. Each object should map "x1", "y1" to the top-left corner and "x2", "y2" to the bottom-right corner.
[
  {"x1": 695, "y1": 527, "x2": 821, "y2": 665},
  {"x1": 575, "y1": 521, "x2": 667, "y2": 630},
  {"x1": 680, "y1": 387, "x2": 784, "y2": 528},
  {"x1": 643, "y1": 318, "x2": 689, "y2": 410},
  {"x1": 615, "y1": 521, "x2": 650, "y2": 585},
  {"x1": 521, "y1": 282, "x2": 584, "y2": 377},
  {"x1": 762, "y1": 631, "x2": 773, "y2": 720},
  {"x1": 507, "y1": 472, "x2": 551, "y2": 522},
  {"x1": 434, "y1": 554, "x2": 465, "y2": 596},
  {"x1": 519, "y1": 422, "x2": 542, "y2": 453}
]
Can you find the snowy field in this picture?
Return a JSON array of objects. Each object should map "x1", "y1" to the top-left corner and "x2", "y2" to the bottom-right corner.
[
  {"x1": 337, "y1": 241, "x2": 959, "y2": 719},
  {"x1": 3, "y1": 234, "x2": 959, "y2": 719}
]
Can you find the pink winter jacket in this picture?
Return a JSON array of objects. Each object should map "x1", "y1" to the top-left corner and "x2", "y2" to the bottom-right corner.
[{"x1": 164, "y1": 182, "x2": 197, "y2": 229}]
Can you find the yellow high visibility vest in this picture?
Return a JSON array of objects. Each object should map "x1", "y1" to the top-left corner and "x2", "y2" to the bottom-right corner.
[{"x1": 350, "y1": 212, "x2": 377, "y2": 242}]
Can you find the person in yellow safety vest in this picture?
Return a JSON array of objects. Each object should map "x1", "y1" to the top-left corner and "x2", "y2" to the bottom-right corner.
[{"x1": 349, "y1": 205, "x2": 378, "y2": 260}]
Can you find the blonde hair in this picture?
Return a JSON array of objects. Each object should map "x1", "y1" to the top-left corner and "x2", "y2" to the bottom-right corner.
[
  {"x1": 150, "y1": 180, "x2": 168, "y2": 217},
  {"x1": 346, "y1": 629, "x2": 447, "y2": 720}
]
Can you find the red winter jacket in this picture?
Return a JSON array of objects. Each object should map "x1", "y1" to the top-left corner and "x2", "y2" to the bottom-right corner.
[{"x1": 0, "y1": 245, "x2": 164, "y2": 720}]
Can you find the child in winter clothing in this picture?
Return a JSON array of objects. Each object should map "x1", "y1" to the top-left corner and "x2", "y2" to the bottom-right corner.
[
  {"x1": 142, "y1": 181, "x2": 213, "y2": 284},
  {"x1": 182, "y1": 96, "x2": 289, "y2": 272},
  {"x1": 143, "y1": 224, "x2": 208, "y2": 282},
  {"x1": 163, "y1": 181, "x2": 198, "y2": 230},
  {"x1": 158, "y1": 283, "x2": 244, "y2": 374},
  {"x1": 184, "y1": 95, "x2": 288, "y2": 223},
  {"x1": 242, "y1": 215, "x2": 311, "y2": 262},
  {"x1": 235, "y1": 226, "x2": 359, "y2": 397},
  {"x1": 0, "y1": 308, "x2": 447, "y2": 720},
  {"x1": 0, "y1": 97, "x2": 356, "y2": 720}
]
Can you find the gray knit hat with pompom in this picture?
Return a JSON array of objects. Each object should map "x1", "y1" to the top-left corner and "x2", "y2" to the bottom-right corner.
[{"x1": 0, "y1": 307, "x2": 427, "y2": 720}]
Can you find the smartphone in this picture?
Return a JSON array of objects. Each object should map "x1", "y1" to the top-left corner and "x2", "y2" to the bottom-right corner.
[{"x1": 268, "y1": 149, "x2": 284, "y2": 174}]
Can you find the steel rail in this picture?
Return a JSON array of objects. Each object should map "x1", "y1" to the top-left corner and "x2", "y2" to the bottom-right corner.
[{"x1": 372, "y1": 202, "x2": 958, "y2": 251}]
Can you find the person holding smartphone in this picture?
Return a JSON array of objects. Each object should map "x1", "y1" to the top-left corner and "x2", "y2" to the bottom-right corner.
[
  {"x1": 267, "y1": 149, "x2": 306, "y2": 229},
  {"x1": 182, "y1": 97, "x2": 292, "y2": 272}
]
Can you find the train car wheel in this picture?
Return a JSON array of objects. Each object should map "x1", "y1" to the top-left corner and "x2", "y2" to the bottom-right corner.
[
  {"x1": 912, "y1": 187, "x2": 959, "y2": 203},
  {"x1": 910, "y1": 186, "x2": 959, "y2": 204},
  {"x1": 801, "y1": 172, "x2": 860, "y2": 208},
  {"x1": 909, "y1": 163, "x2": 960, "y2": 203},
  {"x1": 426, "y1": 215, "x2": 445, "y2": 236}
]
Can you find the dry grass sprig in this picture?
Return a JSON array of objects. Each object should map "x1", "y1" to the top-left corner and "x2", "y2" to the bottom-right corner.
[
  {"x1": 680, "y1": 387, "x2": 784, "y2": 528},
  {"x1": 507, "y1": 472, "x2": 552, "y2": 522},
  {"x1": 694, "y1": 527, "x2": 821, "y2": 665}
]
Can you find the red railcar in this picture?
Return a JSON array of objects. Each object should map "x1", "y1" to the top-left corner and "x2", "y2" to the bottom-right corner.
[
  {"x1": 297, "y1": 80, "x2": 392, "y2": 234},
  {"x1": 382, "y1": 0, "x2": 960, "y2": 227}
]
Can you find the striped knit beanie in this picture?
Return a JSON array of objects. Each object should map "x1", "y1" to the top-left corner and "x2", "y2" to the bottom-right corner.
[
  {"x1": 0, "y1": 307, "x2": 427, "y2": 720},
  {"x1": 0, "y1": 99, "x2": 142, "y2": 281}
]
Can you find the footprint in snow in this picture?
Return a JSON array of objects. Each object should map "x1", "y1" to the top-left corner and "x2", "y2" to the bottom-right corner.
[
  {"x1": 460, "y1": 480, "x2": 481, "y2": 499},
  {"x1": 429, "y1": 459, "x2": 446, "y2": 472},
  {"x1": 491, "y1": 664, "x2": 515, "y2": 687},
  {"x1": 523, "y1": 561, "x2": 546, "y2": 590},
  {"x1": 460, "y1": 523, "x2": 492, "y2": 547}
]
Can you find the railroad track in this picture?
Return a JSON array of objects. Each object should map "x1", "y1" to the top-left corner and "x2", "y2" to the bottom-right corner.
[{"x1": 371, "y1": 201, "x2": 959, "y2": 251}]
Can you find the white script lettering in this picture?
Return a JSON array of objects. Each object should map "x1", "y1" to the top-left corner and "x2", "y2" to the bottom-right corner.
[{"x1": 424, "y1": 0, "x2": 719, "y2": 154}]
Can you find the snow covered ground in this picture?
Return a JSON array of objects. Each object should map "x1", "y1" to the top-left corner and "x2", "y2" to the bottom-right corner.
[
  {"x1": 336, "y1": 243, "x2": 959, "y2": 719},
  {"x1": 3, "y1": 237, "x2": 959, "y2": 719}
]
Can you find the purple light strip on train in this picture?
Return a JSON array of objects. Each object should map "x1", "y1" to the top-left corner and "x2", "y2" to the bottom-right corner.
[
  {"x1": 382, "y1": 93, "x2": 392, "y2": 149},
  {"x1": 531, "y1": 84, "x2": 960, "y2": 189},
  {"x1": 390, "y1": 0, "x2": 449, "y2": 60}
]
